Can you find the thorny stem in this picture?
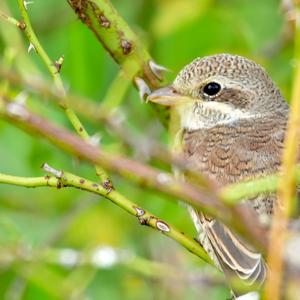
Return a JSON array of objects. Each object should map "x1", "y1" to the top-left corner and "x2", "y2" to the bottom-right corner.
[
  {"x1": 17, "y1": 0, "x2": 62, "y2": 89},
  {"x1": 0, "y1": 99, "x2": 268, "y2": 252},
  {"x1": 0, "y1": 168, "x2": 214, "y2": 266},
  {"x1": 264, "y1": 4, "x2": 300, "y2": 300},
  {"x1": 67, "y1": 0, "x2": 157, "y2": 88},
  {"x1": 67, "y1": 0, "x2": 169, "y2": 125},
  {"x1": 17, "y1": 0, "x2": 110, "y2": 184}
]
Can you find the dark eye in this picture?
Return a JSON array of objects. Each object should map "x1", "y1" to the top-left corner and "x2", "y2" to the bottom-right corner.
[{"x1": 203, "y1": 82, "x2": 221, "y2": 96}]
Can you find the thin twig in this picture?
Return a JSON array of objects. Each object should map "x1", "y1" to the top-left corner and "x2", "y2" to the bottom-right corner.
[
  {"x1": 0, "y1": 9, "x2": 25, "y2": 29},
  {"x1": 264, "y1": 4, "x2": 300, "y2": 300},
  {"x1": 17, "y1": 0, "x2": 111, "y2": 185},
  {"x1": 0, "y1": 169, "x2": 214, "y2": 266}
]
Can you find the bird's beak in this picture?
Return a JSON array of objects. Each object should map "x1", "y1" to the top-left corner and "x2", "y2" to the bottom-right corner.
[{"x1": 147, "y1": 86, "x2": 193, "y2": 106}]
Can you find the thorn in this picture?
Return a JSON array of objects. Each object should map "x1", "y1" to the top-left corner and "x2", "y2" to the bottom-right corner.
[
  {"x1": 88, "y1": 133, "x2": 101, "y2": 147},
  {"x1": 6, "y1": 92, "x2": 28, "y2": 118},
  {"x1": 14, "y1": 91, "x2": 28, "y2": 106},
  {"x1": 41, "y1": 163, "x2": 63, "y2": 178},
  {"x1": 134, "y1": 77, "x2": 151, "y2": 102},
  {"x1": 134, "y1": 207, "x2": 145, "y2": 217},
  {"x1": 54, "y1": 55, "x2": 64, "y2": 73},
  {"x1": 7, "y1": 102, "x2": 27, "y2": 118},
  {"x1": 24, "y1": 0, "x2": 34, "y2": 10},
  {"x1": 27, "y1": 42, "x2": 35, "y2": 53},
  {"x1": 149, "y1": 60, "x2": 169, "y2": 81}
]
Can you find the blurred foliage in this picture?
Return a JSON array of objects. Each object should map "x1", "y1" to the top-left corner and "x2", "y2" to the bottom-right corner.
[{"x1": 0, "y1": 0, "x2": 294, "y2": 299}]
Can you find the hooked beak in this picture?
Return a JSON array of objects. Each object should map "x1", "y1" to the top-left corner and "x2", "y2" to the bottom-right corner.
[{"x1": 147, "y1": 86, "x2": 194, "y2": 106}]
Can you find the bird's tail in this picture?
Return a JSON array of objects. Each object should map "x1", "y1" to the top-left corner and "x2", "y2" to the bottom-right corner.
[{"x1": 188, "y1": 206, "x2": 267, "y2": 298}]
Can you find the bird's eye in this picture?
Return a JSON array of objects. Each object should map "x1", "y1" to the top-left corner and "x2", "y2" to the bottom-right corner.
[{"x1": 203, "y1": 82, "x2": 221, "y2": 97}]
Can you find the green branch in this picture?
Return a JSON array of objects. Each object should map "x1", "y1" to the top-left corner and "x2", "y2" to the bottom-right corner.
[
  {"x1": 0, "y1": 167, "x2": 214, "y2": 266},
  {"x1": 0, "y1": 172, "x2": 57, "y2": 187},
  {"x1": 17, "y1": 0, "x2": 62, "y2": 89},
  {"x1": 67, "y1": 0, "x2": 169, "y2": 125},
  {"x1": 17, "y1": 0, "x2": 110, "y2": 185},
  {"x1": 67, "y1": 0, "x2": 158, "y2": 88},
  {"x1": 220, "y1": 168, "x2": 300, "y2": 204}
]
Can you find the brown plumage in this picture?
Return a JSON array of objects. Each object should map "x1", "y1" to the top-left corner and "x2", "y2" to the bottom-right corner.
[
  {"x1": 147, "y1": 54, "x2": 293, "y2": 297},
  {"x1": 183, "y1": 116, "x2": 286, "y2": 216}
]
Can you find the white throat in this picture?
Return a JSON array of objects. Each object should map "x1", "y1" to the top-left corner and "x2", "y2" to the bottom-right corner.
[{"x1": 176, "y1": 101, "x2": 257, "y2": 130}]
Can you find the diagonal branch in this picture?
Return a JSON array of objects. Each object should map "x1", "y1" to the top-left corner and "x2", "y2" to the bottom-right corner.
[
  {"x1": 67, "y1": 0, "x2": 159, "y2": 89},
  {"x1": 3, "y1": 67, "x2": 300, "y2": 205},
  {"x1": 0, "y1": 96, "x2": 268, "y2": 252},
  {"x1": 0, "y1": 168, "x2": 213, "y2": 266},
  {"x1": 67, "y1": 0, "x2": 169, "y2": 125}
]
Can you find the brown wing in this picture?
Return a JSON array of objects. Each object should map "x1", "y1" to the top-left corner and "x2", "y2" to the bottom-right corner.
[
  {"x1": 183, "y1": 115, "x2": 287, "y2": 185},
  {"x1": 182, "y1": 115, "x2": 288, "y2": 295}
]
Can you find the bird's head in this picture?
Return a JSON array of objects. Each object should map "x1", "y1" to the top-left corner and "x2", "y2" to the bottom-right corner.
[{"x1": 147, "y1": 54, "x2": 287, "y2": 130}]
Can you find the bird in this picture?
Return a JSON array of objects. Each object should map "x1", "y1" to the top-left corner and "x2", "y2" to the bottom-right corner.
[{"x1": 147, "y1": 54, "x2": 291, "y2": 298}]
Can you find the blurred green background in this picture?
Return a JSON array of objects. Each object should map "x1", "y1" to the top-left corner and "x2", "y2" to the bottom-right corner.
[{"x1": 0, "y1": 0, "x2": 293, "y2": 299}]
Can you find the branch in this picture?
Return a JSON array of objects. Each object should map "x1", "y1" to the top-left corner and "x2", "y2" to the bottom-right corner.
[
  {"x1": 67, "y1": 0, "x2": 158, "y2": 89},
  {"x1": 0, "y1": 97, "x2": 268, "y2": 252},
  {"x1": 17, "y1": 0, "x2": 62, "y2": 89},
  {"x1": 3, "y1": 68, "x2": 300, "y2": 203},
  {"x1": 67, "y1": 0, "x2": 169, "y2": 125},
  {"x1": 0, "y1": 172, "x2": 57, "y2": 187},
  {"x1": 0, "y1": 167, "x2": 214, "y2": 266},
  {"x1": 0, "y1": 66, "x2": 201, "y2": 179},
  {"x1": 17, "y1": 0, "x2": 110, "y2": 185},
  {"x1": 220, "y1": 168, "x2": 300, "y2": 205}
]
